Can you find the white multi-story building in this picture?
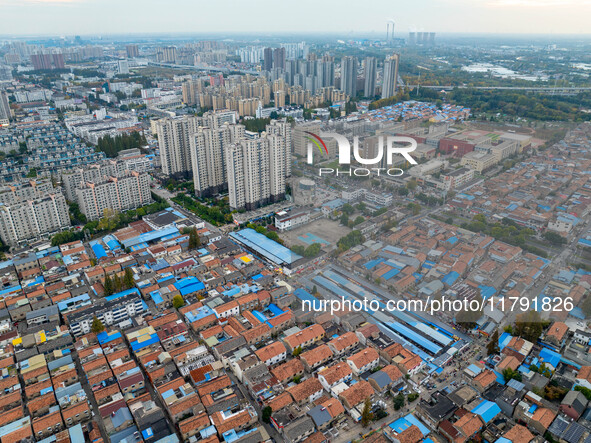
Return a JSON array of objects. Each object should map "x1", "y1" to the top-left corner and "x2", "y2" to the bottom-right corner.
[
  {"x1": 226, "y1": 137, "x2": 275, "y2": 211},
  {"x1": 75, "y1": 171, "x2": 151, "y2": 220},
  {"x1": 67, "y1": 291, "x2": 144, "y2": 336},
  {"x1": 0, "y1": 180, "x2": 70, "y2": 246},
  {"x1": 382, "y1": 54, "x2": 399, "y2": 99},
  {"x1": 190, "y1": 124, "x2": 243, "y2": 197},
  {"x1": 154, "y1": 115, "x2": 199, "y2": 176}
]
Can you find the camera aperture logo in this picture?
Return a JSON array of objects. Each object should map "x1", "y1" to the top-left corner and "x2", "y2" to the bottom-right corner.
[{"x1": 306, "y1": 131, "x2": 418, "y2": 177}]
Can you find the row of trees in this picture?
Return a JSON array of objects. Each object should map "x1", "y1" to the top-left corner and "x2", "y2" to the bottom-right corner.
[
  {"x1": 96, "y1": 132, "x2": 147, "y2": 158},
  {"x1": 291, "y1": 243, "x2": 322, "y2": 258},
  {"x1": 104, "y1": 267, "x2": 135, "y2": 296},
  {"x1": 172, "y1": 194, "x2": 233, "y2": 226},
  {"x1": 51, "y1": 194, "x2": 169, "y2": 246},
  {"x1": 337, "y1": 230, "x2": 364, "y2": 252}
]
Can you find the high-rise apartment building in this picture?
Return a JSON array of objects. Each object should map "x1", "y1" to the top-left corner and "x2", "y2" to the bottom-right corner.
[
  {"x1": 126, "y1": 44, "x2": 139, "y2": 58},
  {"x1": 266, "y1": 119, "x2": 292, "y2": 178},
  {"x1": 75, "y1": 171, "x2": 151, "y2": 220},
  {"x1": 154, "y1": 116, "x2": 200, "y2": 176},
  {"x1": 364, "y1": 57, "x2": 377, "y2": 98},
  {"x1": 30, "y1": 52, "x2": 65, "y2": 70},
  {"x1": 157, "y1": 46, "x2": 177, "y2": 63},
  {"x1": 190, "y1": 124, "x2": 244, "y2": 197},
  {"x1": 0, "y1": 92, "x2": 10, "y2": 123},
  {"x1": 182, "y1": 79, "x2": 203, "y2": 106},
  {"x1": 263, "y1": 48, "x2": 273, "y2": 71},
  {"x1": 340, "y1": 56, "x2": 358, "y2": 97},
  {"x1": 226, "y1": 138, "x2": 271, "y2": 210},
  {"x1": 0, "y1": 180, "x2": 70, "y2": 246},
  {"x1": 225, "y1": 121, "x2": 291, "y2": 210},
  {"x1": 382, "y1": 54, "x2": 400, "y2": 99},
  {"x1": 273, "y1": 47, "x2": 286, "y2": 70}
]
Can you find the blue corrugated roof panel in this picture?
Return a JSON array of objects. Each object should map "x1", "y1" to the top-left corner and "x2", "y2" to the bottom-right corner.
[
  {"x1": 229, "y1": 229, "x2": 302, "y2": 265},
  {"x1": 471, "y1": 400, "x2": 501, "y2": 424},
  {"x1": 386, "y1": 322, "x2": 441, "y2": 354}
]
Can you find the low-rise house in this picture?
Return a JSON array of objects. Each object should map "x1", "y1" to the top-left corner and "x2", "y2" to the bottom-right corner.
[
  {"x1": 255, "y1": 341, "x2": 287, "y2": 367},
  {"x1": 287, "y1": 377, "x2": 324, "y2": 406},
  {"x1": 300, "y1": 344, "x2": 333, "y2": 371},
  {"x1": 317, "y1": 362, "x2": 353, "y2": 392},
  {"x1": 327, "y1": 331, "x2": 359, "y2": 357},
  {"x1": 347, "y1": 347, "x2": 380, "y2": 376},
  {"x1": 283, "y1": 324, "x2": 325, "y2": 353},
  {"x1": 338, "y1": 380, "x2": 375, "y2": 410}
]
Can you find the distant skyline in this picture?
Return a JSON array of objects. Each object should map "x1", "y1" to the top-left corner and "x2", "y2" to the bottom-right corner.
[{"x1": 1, "y1": 0, "x2": 591, "y2": 37}]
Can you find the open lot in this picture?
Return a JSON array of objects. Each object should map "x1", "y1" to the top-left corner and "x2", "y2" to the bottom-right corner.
[{"x1": 281, "y1": 217, "x2": 351, "y2": 250}]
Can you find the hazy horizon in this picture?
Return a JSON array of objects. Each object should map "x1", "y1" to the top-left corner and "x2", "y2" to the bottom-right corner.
[{"x1": 1, "y1": 0, "x2": 591, "y2": 37}]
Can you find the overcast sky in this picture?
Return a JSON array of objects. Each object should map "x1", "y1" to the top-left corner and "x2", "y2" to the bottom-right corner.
[{"x1": 1, "y1": 0, "x2": 590, "y2": 37}]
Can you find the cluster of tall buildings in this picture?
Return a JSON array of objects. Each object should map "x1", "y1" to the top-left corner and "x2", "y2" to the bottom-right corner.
[
  {"x1": 340, "y1": 53, "x2": 399, "y2": 99},
  {"x1": 155, "y1": 111, "x2": 292, "y2": 210},
  {"x1": 30, "y1": 51, "x2": 65, "y2": 71},
  {"x1": 408, "y1": 31, "x2": 436, "y2": 45}
]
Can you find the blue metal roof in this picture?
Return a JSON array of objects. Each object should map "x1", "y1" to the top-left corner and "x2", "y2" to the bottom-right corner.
[
  {"x1": 471, "y1": 400, "x2": 501, "y2": 424},
  {"x1": 229, "y1": 228, "x2": 302, "y2": 265},
  {"x1": 386, "y1": 322, "x2": 441, "y2": 354},
  {"x1": 122, "y1": 226, "x2": 180, "y2": 249}
]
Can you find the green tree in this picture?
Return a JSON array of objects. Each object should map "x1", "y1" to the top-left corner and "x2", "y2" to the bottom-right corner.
[
  {"x1": 188, "y1": 227, "x2": 201, "y2": 249},
  {"x1": 487, "y1": 330, "x2": 500, "y2": 356},
  {"x1": 172, "y1": 295, "x2": 185, "y2": 310},
  {"x1": 262, "y1": 406, "x2": 272, "y2": 423},
  {"x1": 292, "y1": 346, "x2": 303, "y2": 357},
  {"x1": 514, "y1": 310, "x2": 544, "y2": 343},
  {"x1": 393, "y1": 393, "x2": 405, "y2": 410},
  {"x1": 361, "y1": 398, "x2": 373, "y2": 427},
  {"x1": 112, "y1": 274, "x2": 122, "y2": 293},
  {"x1": 503, "y1": 368, "x2": 522, "y2": 383},
  {"x1": 123, "y1": 267, "x2": 135, "y2": 290},
  {"x1": 91, "y1": 316, "x2": 105, "y2": 334},
  {"x1": 103, "y1": 275, "x2": 114, "y2": 296},
  {"x1": 26, "y1": 168, "x2": 37, "y2": 178}
]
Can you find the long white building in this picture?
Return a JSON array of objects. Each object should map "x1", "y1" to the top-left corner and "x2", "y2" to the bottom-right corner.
[{"x1": 75, "y1": 171, "x2": 151, "y2": 220}]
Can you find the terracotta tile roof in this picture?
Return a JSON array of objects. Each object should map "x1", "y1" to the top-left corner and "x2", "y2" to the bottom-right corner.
[
  {"x1": 381, "y1": 364, "x2": 403, "y2": 382},
  {"x1": 255, "y1": 341, "x2": 286, "y2": 363},
  {"x1": 320, "y1": 398, "x2": 344, "y2": 418},
  {"x1": 347, "y1": 347, "x2": 379, "y2": 369},
  {"x1": 266, "y1": 392, "x2": 292, "y2": 412},
  {"x1": 241, "y1": 323, "x2": 271, "y2": 343},
  {"x1": 339, "y1": 380, "x2": 374, "y2": 408},
  {"x1": 32, "y1": 410, "x2": 63, "y2": 435},
  {"x1": 0, "y1": 406, "x2": 23, "y2": 427},
  {"x1": 211, "y1": 408, "x2": 252, "y2": 434},
  {"x1": 327, "y1": 331, "x2": 359, "y2": 352},
  {"x1": 504, "y1": 424, "x2": 534, "y2": 443},
  {"x1": 396, "y1": 425, "x2": 423, "y2": 443},
  {"x1": 497, "y1": 356, "x2": 520, "y2": 371},
  {"x1": 455, "y1": 412, "x2": 482, "y2": 439},
  {"x1": 178, "y1": 412, "x2": 210, "y2": 435},
  {"x1": 61, "y1": 400, "x2": 90, "y2": 420},
  {"x1": 578, "y1": 366, "x2": 591, "y2": 383},
  {"x1": 532, "y1": 408, "x2": 556, "y2": 430},
  {"x1": 271, "y1": 358, "x2": 304, "y2": 382},
  {"x1": 473, "y1": 370, "x2": 496, "y2": 389},
  {"x1": 546, "y1": 322, "x2": 569, "y2": 342},
  {"x1": 300, "y1": 344, "x2": 333, "y2": 368},
  {"x1": 283, "y1": 324, "x2": 325, "y2": 350},
  {"x1": 196, "y1": 375, "x2": 232, "y2": 397},
  {"x1": 287, "y1": 377, "x2": 323, "y2": 403},
  {"x1": 318, "y1": 362, "x2": 352, "y2": 385}
]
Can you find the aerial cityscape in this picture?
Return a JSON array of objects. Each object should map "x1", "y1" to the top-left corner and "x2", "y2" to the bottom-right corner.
[{"x1": 0, "y1": 2, "x2": 591, "y2": 443}]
